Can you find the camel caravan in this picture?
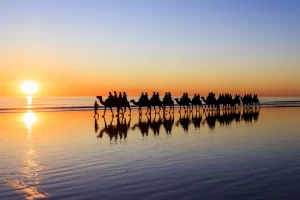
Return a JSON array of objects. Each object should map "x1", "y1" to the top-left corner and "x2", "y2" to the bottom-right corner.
[{"x1": 96, "y1": 91, "x2": 260, "y2": 117}]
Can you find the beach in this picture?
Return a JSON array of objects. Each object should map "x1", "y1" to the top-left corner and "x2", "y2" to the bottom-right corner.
[{"x1": 1, "y1": 106, "x2": 300, "y2": 199}]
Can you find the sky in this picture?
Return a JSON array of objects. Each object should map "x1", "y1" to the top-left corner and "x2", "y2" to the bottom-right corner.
[{"x1": 0, "y1": 0, "x2": 299, "y2": 97}]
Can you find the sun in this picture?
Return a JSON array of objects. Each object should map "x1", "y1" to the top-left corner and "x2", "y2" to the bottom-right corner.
[{"x1": 20, "y1": 81, "x2": 39, "y2": 95}]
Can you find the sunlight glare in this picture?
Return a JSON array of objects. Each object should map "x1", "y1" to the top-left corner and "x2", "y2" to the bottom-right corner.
[
  {"x1": 27, "y1": 96, "x2": 32, "y2": 105},
  {"x1": 20, "y1": 81, "x2": 38, "y2": 95}
]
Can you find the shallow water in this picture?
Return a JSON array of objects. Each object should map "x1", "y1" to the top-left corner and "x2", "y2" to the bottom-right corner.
[
  {"x1": 0, "y1": 107, "x2": 300, "y2": 199},
  {"x1": 0, "y1": 96, "x2": 300, "y2": 112}
]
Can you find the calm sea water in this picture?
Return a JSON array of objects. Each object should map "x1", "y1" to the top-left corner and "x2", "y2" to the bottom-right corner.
[
  {"x1": 0, "y1": 96, "x2": 300, "y2": 112},
  {"x1": 0, "y1": 107, "x2": 300, "y2": 199}
]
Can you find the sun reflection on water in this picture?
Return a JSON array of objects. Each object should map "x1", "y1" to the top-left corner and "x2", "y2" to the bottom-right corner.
[
  {"x1": 23, "y1": 111, "x2": 37, "y2": 136},
  {"x1": 5, "y1": 111, "x2": 48, "y2": 199}
]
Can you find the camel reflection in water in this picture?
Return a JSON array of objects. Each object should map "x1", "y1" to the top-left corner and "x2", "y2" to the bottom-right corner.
[
  {"x1": 203, "y1": 107, "x2": 259, "y2": 129},
  {"x1": 95, "y1": 116, "x2": 131, "y2": 140},
  {"x1": 94, "y1": 107, "x2": 260, "y2": 140},
  {"x1": 131, "y1": 113, "x2": 165, "y2": 136},
  {"x1": 163, "y1": 113, "x2": 175, "y2": 134}
]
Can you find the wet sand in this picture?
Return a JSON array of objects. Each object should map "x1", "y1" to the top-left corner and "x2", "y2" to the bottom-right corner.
[{"x1": 0, "y1": 107, "x2": 300, "y2": 199}]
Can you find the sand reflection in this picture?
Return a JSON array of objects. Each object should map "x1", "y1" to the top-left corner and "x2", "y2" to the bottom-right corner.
[{"x1": 7, "y1": 111, "x2": 48, "y2": 199}]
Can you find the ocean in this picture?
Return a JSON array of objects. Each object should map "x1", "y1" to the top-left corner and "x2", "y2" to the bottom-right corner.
[
  {"x1": 1, "y1": 97, "x2": 300, "y2": 199},
  {"x1": 0, "y1": 96, "x2": 300, "y2": 112}
]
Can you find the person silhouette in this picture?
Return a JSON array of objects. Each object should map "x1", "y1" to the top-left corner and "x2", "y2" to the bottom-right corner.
[
  {"x1": 119, "y1": 92, "x2": 123, "y2": 99},
  {"x1": 164, "y1": 92, "x2": 168, "y2": 99},
  {"x1": 94, "y1": 101, "x2": 100, "y2": 117},
  {"x1": 114, "y1": 91, "x2": 118, "y2": 99},
  {"x1": 153, "y1": 92, "x2": 156, "y2": 97},
  {"x1": 123, "y1": 92, "x2": 127, "y2": 100},
  {"x1": 140, "y1": 92, "x2": 144, "y2": 101},
  {"x1": 145, "y1": 92, "x2": 149, "y2": 100},
  {"x1": 108, "y1": 92, "x2": 113, "y2": 99}
]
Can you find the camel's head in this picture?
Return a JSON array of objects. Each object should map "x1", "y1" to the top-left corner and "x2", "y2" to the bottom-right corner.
[
  {"x1": 130, "y1": 99, "x2": 134, "y2": 103},
  {"x1": 96, "y1": 96, "x2": 101, "y2": 99}
]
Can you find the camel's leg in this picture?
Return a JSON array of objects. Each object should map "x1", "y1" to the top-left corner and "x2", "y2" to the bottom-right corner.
[
  {"x1": 128, "y1": 105, "x2": 131, "y2": 116},
  {"x1": 103, "y1": 107, "x2": 107, "y2": 117},
  {"x1": 110, "y1": 107, "x2": 114, "y2": 117},
  {"x1": 123, "y1": 107, "x2": 126, "y2": 115}
]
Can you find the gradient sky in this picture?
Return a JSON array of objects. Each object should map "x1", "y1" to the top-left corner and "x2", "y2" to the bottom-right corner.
[{"x1": 0, "y1": 0, "x2": 299, "y2": 96}]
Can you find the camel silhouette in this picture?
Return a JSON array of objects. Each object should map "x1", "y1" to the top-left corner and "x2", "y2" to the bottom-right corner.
[
  {"x1": 240, "y1": 95, "x2": 260, "y2": 108},
  {"x1": 149, "y1": 96, "x2": 163, "y2": 114},
  {"x1": 191, "y1": 96, "x2": 203, "y2": 111},
  {"x1": 130, "y1": 97, "x2": 162, "y2": 115},
  {"x1": 161, "y1": 98, "x2": 174, "y2": 113},
  {"x1": 201, "y1": 96, "x2": 219, "y2": 110},
  {"x1": 130, "y1": 99, "x2": 151, "y2": 115},
  {"x1": 175, "y1": 97, "x2": 191, "y2": 113},
  {"x1": 96, "y1": 96, "x2": 131, "y2": 117}
]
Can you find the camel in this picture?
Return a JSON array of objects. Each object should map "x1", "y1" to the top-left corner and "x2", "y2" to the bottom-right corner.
[
  {"x1": 252, "y1": 96, "x2": 260, "y2": 107},
  {"x1": 96, "y1": 96, "x2": 131, "y2": 117},
  {"x1": 130, "y1": 99, "x2": 151, "y2": 115},
  {"x1": 161, "y1": 98, "x2": 174, "y2": 113},
  {"x1": 130, "y1": 98, "x2": 162, "y2": 114},
  {"x1": 191, "y1": 96, "x2": 202, "y2": 111},
  {"x1": 232, "y1": 95, "x2": 241, "y2": 108},
  {"x1": 175, "y1": 97, "x2": 191, "y2": 113},
  {"x1": 201, "y1": 96, "x2": 219, "y2": 110},
  {"x1": 149, "y1": 96, "x2": 163, "y2": 114}
]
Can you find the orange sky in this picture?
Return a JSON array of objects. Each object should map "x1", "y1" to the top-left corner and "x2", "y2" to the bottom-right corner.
[{"x1": 1, "y1": 1, "x2": 299, "y2": 97}]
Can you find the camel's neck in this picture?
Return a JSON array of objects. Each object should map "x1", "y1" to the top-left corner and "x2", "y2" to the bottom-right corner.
[
  {"x1": 201, "y1": 97, "x2": 206, "y2": 102},
  {"x1": 131, "y1": 100, "x2": 139, "y2": 105},
  {"x1": 175, "y1": 99, "x2": 180, "y2": 104},
  {"x1": 98, "y1": 96, "x2": 106, "y2": 105}
]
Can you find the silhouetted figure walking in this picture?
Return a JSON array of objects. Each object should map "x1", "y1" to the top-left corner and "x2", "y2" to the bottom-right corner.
[{"x1": 94, "y1": 101, "x2": 100, "y2": 117}]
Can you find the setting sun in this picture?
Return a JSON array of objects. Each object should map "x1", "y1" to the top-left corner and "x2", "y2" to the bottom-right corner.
[{"x1": 20, "y1": 81, "x2": 38, "y2": 95}]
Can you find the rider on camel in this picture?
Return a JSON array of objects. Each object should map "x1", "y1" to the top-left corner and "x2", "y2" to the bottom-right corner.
[
  {"x1": 123, "y1": 92, "x2": 127, "y2": 100},
  {"x1": 108, "y1": 92, "x2": 113, "y2": 100},
  {"x1": 114, "y1": 91, "x2": 118, "y2": 99}
]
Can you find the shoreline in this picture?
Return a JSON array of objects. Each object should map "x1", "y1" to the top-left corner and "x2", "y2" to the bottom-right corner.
[{"x1": 0, "y1": 104, "x2": 298, "y2": 114}]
